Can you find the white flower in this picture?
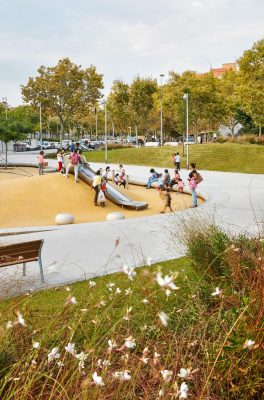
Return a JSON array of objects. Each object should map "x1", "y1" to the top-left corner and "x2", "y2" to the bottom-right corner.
[
  {"x1": 65, "y1": 342, "x2": 76, "y2": 355},
  {"x1": 113, "y1": 370, "x2": 131, "y2": 380},
  {"x1": 57, "y1": 361, "x2": 64, "y2": 367},
  {"x1": 122, "y1": 264, "x2": 136, "y2": 280},
  {"x1": 179, "y1": 382, "x2": 189, "y2": 399},
  {"x1": 156, "y1": 273, "x2": 179, "y2": 291},
  {"x1": 160, "y1": 369, "x2": 173, "y2": 382},
  {"x1": 92, "y1": 372, "x2": 104, "y2": 386},
  {"x1": 177, "y1": 368, "x2": 191, "y2": 379},
  {"x1": 159, "y1": 389, "x2": 164, "y2": 397},
  {"x1": 16, "y1": 312, "x2": 26, "y2": 326},
  {"x1": 124, "y1": 336, "x2": 136, "y2": 349},
  {"x1": 65, "y1": 286, "x2": 71, "y2": 291},
  {"x1": 68, "y1": 296, "x2": 78, "y2": 304},
  {"x1": 115, "y1": 287, "x2": 122, "y2": 294},
  {"x1": 6, "y1": 321, "x2": 13, "y2": 329},
  {"x1": 125, "y1": 287, "x2": 132, "y2": 296},
  {"x1": 75, "y1": 352, "x2": 88, "y2": 370},
  {"x1": 48, "y1": 347, "x2": 61, "y2": 363},
  {"x1": 154, "y1": 351, "x2": 160, "y2": 365},
  {"x1": 80, "y1": 308, "x2": 88, "y2": 312},
  {"x1": 33, "y1": 342, "x2": 40, "y2": 349},
  {"x1": 165, "y1": 289, "x2": 171, "y2": 297},
  {"x1": 98, "y1": 300, "x2": 106, "y2": 307},
  {"x1": 88, "y1": 280, "x2": 96, "y2": 288},
  {"x1": 142, "y1": 298, "x2": 149, "y2": 304},
  {"x1": 147, "y1": 256, "x2": 152, "y2": 266},
  {"x1": 123, "y1": 307, "x2": 132, "y2": 321},
  {"x1": 106, "y1": 282, "x2": 115, "y2": 291},
  {"x1": 243, "y1": 339, "x2": 255, "y2": 349},
  {"x1": 108, "y1": 339, "x2": 117, "y2": 351},
  {"x1": 211, "y1": 287, "x2": 222, "y2": 297},
  {"x1": 158, "y1": 311, "x2": 169, "y2": 327}
]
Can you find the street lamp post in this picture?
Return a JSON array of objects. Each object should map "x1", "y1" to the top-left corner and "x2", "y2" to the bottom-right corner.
[
  {"x1": 39, "y1": 101, "x2": 43, "y2": 150},
  {"x1": 95, "y1": 107, "x2": 98, "y2": 142},
  {"x1": 101, "y1": 99, "x2": 107, "y2": 164},
  {"x1": 160, "y1": 74, "x2": 164, "y2": 146},
  {"x1": 183, "y1": 93, "x2": 189, "y2": 170},
  {"x1": 1, "y1": 97, "x2": 8, "y2": 153}
]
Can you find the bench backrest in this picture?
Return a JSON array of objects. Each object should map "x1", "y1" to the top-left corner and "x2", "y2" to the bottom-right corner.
[{"x1": 0, "y1": 240, "x2": 43, "y2": 268}]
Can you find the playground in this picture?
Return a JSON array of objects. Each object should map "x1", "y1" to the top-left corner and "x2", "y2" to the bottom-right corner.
[{"x1": 0, "y1": 165, "x2": 201, "y2": 228}]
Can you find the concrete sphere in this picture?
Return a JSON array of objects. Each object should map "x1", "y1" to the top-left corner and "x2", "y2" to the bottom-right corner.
[
  {"x1": 106, "y1": 212, "x2": 125, "y2": 221},
  {"x1": 55, "y1": 212, "x2": 75, "y2": 225}
]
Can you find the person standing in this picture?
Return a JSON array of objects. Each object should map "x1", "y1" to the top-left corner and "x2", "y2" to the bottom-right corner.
[
  {"x1": 37, "y1": 150, "x2": 45, "y2": 175},
  {"x1": 57, "y1": 150, "x2": 63, "y2": 173},
  {"x1": 64, "y1": 149, "x2": 81, "y2": 183},
  {"x1": 102, "y1": 166, "x2": 110, "y2": 181},
  {"x1": 175, "y1": 152, "x2": 181, "y2": 170},
  {"x1": 91, "y1": 170, "x2": 101, "y2": 206},
  {"x1": 99, "y1": 177, "x2": 107, "y2": 207},
  {"x1": 188, "y1": 163, "x2": 202, "y2": 208}
]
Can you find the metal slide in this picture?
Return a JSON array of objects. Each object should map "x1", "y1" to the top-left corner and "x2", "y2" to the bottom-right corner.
[
  {"x1": 78, "y1": 163, "x2": 148, "y2": 210},
  {"x1": 62, "y1": 154, "x2": 148, "y2": 210}
]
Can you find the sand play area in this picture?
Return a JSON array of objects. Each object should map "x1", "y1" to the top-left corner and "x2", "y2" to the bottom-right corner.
[{"x1": 0, "y1": 167, "x2": 202, "y2": 228}]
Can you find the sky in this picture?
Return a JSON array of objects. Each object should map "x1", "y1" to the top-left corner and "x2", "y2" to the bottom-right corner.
[{"x1": 0, "y1": 0, "x2": 263, "y2": 106}]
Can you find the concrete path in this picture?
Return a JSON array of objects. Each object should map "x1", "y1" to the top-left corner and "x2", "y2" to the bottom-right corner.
[{"x1": 0, "y1": 151, "x2": 263, "y2": 297}]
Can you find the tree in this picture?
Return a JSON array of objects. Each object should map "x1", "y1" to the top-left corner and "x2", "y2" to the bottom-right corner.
[
  {"x1": 0, "y1": 118, "x2": 27, "y2": 166},
  {"x1": 166, "y1": 71, "x2": 225, "y2": 139},
  {"x1": 219, "y1": 70, "x2": 241, "y2": 137},
  {"x1": 238, "y1": 39, "x2": 264, "y2": 134},
  {"x1": 129, "y1": 77, "x2": 157, "y2": 135},
  {"x1": 21, "y1": 58, "x2": 104, "y2": 141},
  {"x1": 107, "y1": 80, "x2": 130, "y2": 137}
]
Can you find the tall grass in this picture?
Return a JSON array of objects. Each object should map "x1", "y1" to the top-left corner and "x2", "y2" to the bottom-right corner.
[{"x1": 0, "y1": 224, "x2": 263, "y2": 399}]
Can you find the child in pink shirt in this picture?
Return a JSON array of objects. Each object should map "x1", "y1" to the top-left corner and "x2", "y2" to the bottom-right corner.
[
  {"x1": 176, "y1": 178, "x2": 184, "y2": 194},
  {"x1": 37, "y1": 150, "x2": 45, "y2": 175}
]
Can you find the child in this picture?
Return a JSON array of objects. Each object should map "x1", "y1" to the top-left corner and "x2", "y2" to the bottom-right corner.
[
  {"x1": 118, "y1": 171, "x2": 126, "y2": 188},
  {"x1": 91, "y1": 170, "x2": 102, "y2": 206},
  {"x1": 99, "y1": 177, "x2": 107, "y2": 207},
  {"x1": 176, "y1": 178, "x2": 184, "y2": 194},
  {"x1": 37, "y1": 150, "x2": 45, "y2": 175},
  {"x1": 114, "y1": 173, "x2": 119, "y2": 185},
  {"x1": 159, "y1": 185, "x2": 173, "y2": 213},
  {"x1": 57, "y1": 150, "x2": 63, "y2": 173},
  {"x1": 188, "y1": 173, "x2": 198, "y2": 208},
  {"x1": 170, "y1": 169, "x2": 180, "y2": 188},
  {"x1": 160, "y1": 169, "x2": 170, "y2": 189}
]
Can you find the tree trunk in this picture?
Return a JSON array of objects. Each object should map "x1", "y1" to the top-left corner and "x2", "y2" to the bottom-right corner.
[
  {"x1": 259, "y1": 126, "x2": 262, "y2": 137},
  {"x1": 59, "y1": 118, "x2": 64, "y2": 145},
  {"x1": 5, "y1": 142, "x2": 8, "y2": 168}
]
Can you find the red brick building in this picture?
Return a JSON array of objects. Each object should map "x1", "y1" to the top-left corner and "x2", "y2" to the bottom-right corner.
[{"x1": 211, "y1": 63, "x2": 237, "y2": 78}]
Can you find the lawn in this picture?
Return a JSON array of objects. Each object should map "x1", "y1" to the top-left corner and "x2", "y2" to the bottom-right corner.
[
  {"x1": 83, "y1": 143, "x2": 264, "y2": 174},
  {"x1": 0, "y1": 222, "x2": 263, "y2": 399}
]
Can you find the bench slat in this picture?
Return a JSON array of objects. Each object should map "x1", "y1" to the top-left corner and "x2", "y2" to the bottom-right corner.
[
  {"x1": 0, "y1": 240, "x2": 42, "y2": 254},
  {"x1": 0, "y1": 249, "x2": 40, "y2": 259},
  {"x1": 0, "y1": 257, "x2": 38, "y2": 268},
  {"x1": 0, "y1": 240, "x2": 44, "y2": 283}
]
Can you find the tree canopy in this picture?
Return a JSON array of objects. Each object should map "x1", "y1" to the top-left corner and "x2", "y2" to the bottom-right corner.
[{"x1": 21, "y1": 58, "x2": 104, "y2": 138}]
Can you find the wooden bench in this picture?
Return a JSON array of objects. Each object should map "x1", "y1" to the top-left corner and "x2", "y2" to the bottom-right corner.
[{"x1": 0, "y1": 239, "x2": 44, "y2": 283}]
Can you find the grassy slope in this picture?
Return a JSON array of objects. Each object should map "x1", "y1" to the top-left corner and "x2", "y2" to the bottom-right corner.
[
  {"x1": 0, "y1": 253, "x2": 262, "y2": 399},
  {"x1": 84, "y1": 143, "x2": 264, "y2": 173}
]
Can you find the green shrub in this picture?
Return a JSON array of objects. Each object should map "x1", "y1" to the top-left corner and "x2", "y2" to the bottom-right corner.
[{"x1": 186, "y1": 224, "x2": 230, "y2": 277}]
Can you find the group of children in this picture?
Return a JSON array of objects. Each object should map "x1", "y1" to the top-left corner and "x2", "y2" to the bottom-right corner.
[
  {"x1": 147, "y1": 163, "x2": 202, "y2": 213},
  {"x1": 91, "y1": 165, "x2": 127, "y2": 207}
]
